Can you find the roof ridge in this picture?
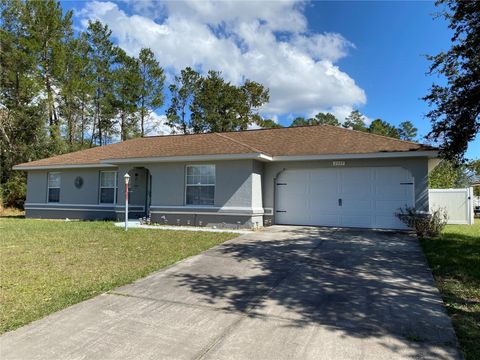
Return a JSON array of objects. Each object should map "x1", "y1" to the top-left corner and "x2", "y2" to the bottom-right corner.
[
  {"x1": 323, "y1": 124, "x2": 427, "y2": 147},
  {"x1": 214, "y1": 132, "x2": 270, "y2": 155}
]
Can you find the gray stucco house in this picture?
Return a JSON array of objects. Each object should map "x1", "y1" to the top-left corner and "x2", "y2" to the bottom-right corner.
[{"x1": 14, "y1": 125, "x2": 438, "y2": 229}]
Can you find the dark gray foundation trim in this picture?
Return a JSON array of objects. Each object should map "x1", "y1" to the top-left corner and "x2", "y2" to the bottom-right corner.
[
  {"x1": 26, "y1": 209, "x2": 116, "y2": 220},
  {"x1": 24, "y1": 205, "x2": 265, "y2": 229},
  {"x1": 150, "y1": 213, "x2": 263, "y2": 229}
]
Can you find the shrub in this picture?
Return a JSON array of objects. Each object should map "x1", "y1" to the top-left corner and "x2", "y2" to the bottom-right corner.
[
  {"x1": 396, "y1": 206, "x2": 448, "y2": 238},
  {"x1": 1, "y1": 172, "x2": 26, "y2": 209}
]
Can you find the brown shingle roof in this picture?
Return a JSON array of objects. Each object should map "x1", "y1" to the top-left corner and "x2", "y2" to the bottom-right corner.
[{"x1": 14, "y1": 125, "x2": 435, "y2": 168}]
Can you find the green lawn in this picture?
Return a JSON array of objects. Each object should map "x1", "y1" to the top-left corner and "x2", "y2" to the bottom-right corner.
[
  {"x1": 420, "y1": 219, "x2": 480, "y2": 360},
  {"x1": 0, "y1": 218, "x2": 237, "y2": 334}
]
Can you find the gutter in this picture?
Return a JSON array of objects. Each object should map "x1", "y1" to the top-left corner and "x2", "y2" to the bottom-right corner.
[{"x1": 13, "y1": 150, "x2": 438, "y2": 171}]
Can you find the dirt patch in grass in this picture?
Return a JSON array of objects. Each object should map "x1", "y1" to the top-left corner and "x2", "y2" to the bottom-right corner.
[
  {"x1": 0, "y1": 207, "x2": 24, "y2": 218},
  {"x1": 0, "y1": 218, "x2": 237, "y2": 333}
]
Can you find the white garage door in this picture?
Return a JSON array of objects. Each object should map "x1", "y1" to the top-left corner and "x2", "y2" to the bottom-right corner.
[{"x1": 275, "y1": 167, "x2": 414, "y2": 229}]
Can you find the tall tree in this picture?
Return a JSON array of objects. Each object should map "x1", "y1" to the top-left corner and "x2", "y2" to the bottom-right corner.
[
  {"x1": 237, "y1": 79, "x2": 270, "y2": 129},
  {"x1": 290, "y1": 113, "x2": 340, "y2": 127},
  {"x1": 114, "y1": 48, "x2": 141, "y2": 141},
  {"x1": 166, "y1": 67, "x2": 201, "y2": 133},
  {"x1": 424, "y1": 0, "x2": 480, "y2": 161},
  {"x1": 58, "y1": 34, "x2": 94, "y2": 149},
  {"x1": 85, "y1": 20, "x2": 118, "y2": 146},
  {"x1": 137, "y1": 48, "x2": 165, "y2": 137},
  {"x1": 191, "y1": 71, "x2": 269, "y2": 132},
  {"x1": 1, "y1": 0, "x2": 50, "y2": 193},
  {"x1": 368, "y1": 119, "x2": 400, "y2": 138},
  {"x1": 191, "y1": 70, "x2": 240, "y2": 133},
  {"x1": 343, "y1": 110, "x2": 367, "y2": 131},
  {"x1": 398, "y1": 121, "x2": 418, "y2": 141},
  {"x1": 429, "y1": 160, "x2": 473, "y2": 188},
  {"x1": 314, "y1": 112, "x2": 340, "y2": 126},
  {"x1": 23, "y1": 0, "x2": 72, "y2": 146},
  {"x1": 167, "y1": 68, "x2": 268, "y2": 133},
  {"x1": 290, "y1": 117, "x2": 309, "y2": 127},
  {"x1": 257, "y1": 119, "x2": 283, "y2": 129},
  {"x1": 468, "y1": 159, "x2": 480, "y2": 195}
]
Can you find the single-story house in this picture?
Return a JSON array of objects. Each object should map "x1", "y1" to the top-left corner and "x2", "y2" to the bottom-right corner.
[{"x1": 13, "y1": 125, "x2": 439, "y2": 229}]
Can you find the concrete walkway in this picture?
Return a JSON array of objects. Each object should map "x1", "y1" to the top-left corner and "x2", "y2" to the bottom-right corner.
[{"x1": 0, "y1": 226, "x2": 461, "y2": 360}]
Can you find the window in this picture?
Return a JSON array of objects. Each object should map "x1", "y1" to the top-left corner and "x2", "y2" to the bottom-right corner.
[
  {"x1": 100, "y1": 171, "x2": 117, "y2": 204},
  {"x1": 185, "y1": 165, "x2": 215, "y2": 205},
  {"x1": 47, "y1": 172, "x2": 61, "y2": 203}
]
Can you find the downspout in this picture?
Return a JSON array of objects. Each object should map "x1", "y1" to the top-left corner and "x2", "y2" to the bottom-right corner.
[{"x1": 272, "y1": 168, "x2": 286, "y2": 225}]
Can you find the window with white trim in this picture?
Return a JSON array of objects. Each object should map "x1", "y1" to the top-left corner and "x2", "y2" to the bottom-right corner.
[
  {"x1": 47, "y1": 172, "x2": 61, "y2": 203},
  {"x1": 185, "y1": 165, "x2": 215, "y2": 205},
  {"x1": 99, "y1": 171, "x2": 117, "y2": 204}
]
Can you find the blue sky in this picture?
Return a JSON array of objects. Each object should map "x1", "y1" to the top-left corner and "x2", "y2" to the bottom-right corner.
[{"x1": 64, "y1": 0, "x2": 478, "y2": 159}]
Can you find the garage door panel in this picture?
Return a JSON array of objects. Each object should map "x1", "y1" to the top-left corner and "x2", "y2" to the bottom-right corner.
[
  {"x1": 337, "y1": 168, "x2": 372, "y2": 199},
  {"x1": 309, "y1": 198, "x2": 338, "y2": 213},
  {"x1": 310, "y1": 214, "x2": 340, "y2": 227},
  {"x1": 342, "y1": 199, "x2": 373, "y2": 213},
  {"x1": 374, "y1": 215, "x2": 404, "y2": 229},
  {"x1": 276, "y1": 167, "x2": 414, "y2": 229},
  {"x1": 341, "y1": 215, "x2": 373, "y2": 228}
]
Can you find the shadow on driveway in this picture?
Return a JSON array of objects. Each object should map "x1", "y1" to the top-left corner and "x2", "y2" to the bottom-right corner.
[{"x1": 174, "y1": 226, "x2": 460, "y2": 358}]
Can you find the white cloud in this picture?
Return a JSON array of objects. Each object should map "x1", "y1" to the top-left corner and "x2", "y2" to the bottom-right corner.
[
  {"x1": 79, "y1": 0, "x2": 366, "y2": 118},
  {"x1": 144, "y1": 112, "x2": 171, "y2": 136}
]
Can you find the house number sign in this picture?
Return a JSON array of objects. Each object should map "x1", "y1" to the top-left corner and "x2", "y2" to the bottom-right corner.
[{"x1": 332, "y1": 161, "x2": 346, "y2": 166}]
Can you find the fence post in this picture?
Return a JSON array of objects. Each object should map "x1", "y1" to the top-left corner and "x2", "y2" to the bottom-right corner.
[{"x1": 468, "y1": 187, "x2": 474, "y2": 225}]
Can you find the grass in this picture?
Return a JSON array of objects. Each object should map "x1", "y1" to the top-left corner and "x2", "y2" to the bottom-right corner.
[
  {"x1": 420, "y1": 218, "x2": 480, "y2": 360},
  {"x1": 0, "y1": 218, "x2": 237, "y2": 334}
]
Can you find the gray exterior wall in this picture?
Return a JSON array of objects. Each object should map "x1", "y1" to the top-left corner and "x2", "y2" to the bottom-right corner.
[
  {"x1": 137, "y1": 160, "x2": 261, "y2": 229},
  {"x1": 26, "y1": 168, "x2": 114, "y2": 205},
  {"x1": 25, "y1": 168, "x2": 120, "y2": 219},
  {"x1": 25, "y1": 160, "x2": 262, "y2": 228},
  {"x1": 24, "y1": 156, "x2": 433, "y2": 229}
]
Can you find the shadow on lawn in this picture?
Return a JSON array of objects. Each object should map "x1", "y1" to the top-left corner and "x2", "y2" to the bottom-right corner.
[{"x1": 175, "y1": 226, "x2": 460, "y2": 359}]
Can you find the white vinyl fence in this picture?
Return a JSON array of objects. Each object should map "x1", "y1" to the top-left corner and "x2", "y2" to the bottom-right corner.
[{"x1": 429, "y1": 188, "x2": 475, "y2": 225}]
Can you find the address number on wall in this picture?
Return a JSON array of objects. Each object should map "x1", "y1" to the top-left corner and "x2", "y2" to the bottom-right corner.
[{"x1": 332, "y1": 161, "x2": 346, "y2": 166}]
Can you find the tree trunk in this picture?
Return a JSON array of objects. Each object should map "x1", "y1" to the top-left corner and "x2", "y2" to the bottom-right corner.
[
  {"x1": 121, "y1": 111, "x2": 126, "y2": 141},
  {"x1": 141, "y1": 98, "x2": 145, "y2": 137},
  {"x1": 80, "y1": 103, "x2": 85, "y2": 147}
]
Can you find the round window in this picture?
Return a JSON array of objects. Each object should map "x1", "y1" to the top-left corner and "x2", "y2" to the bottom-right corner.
[{"x1": 74, "y1": 176, "x2": 84, "y2": 189}]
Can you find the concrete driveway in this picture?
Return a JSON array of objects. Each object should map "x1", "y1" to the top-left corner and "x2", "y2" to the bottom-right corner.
[{"x1": 0, "y1": 226, "x2": 461, "y2": 360}]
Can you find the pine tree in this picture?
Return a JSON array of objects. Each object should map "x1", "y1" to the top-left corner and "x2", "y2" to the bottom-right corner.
[
  {"x1": 166, "y1": 67, "x2": 201, "y2": 134},
  {"x1": 23, "y1": 0, "x2": 72, "y2": 148},
  {"x1": 1, "y1": 0, "x2": 50, "y2": 191},
  {"x1": 343, "y1": 110, "x2": 367, "y2": 131},
  {"x1": 368, "y1": 119, "x2": 400, "y2": 138},
  {"x1": 137, "y1": 48, "x2": 165, "y2": 137},
  {"x1": 397, "y1": 121, "x2": 417, "y2": 141},
  {"x1": 114, "y1": 48, "x2": 141, "y2": 141},
  {"x1": 85, "y1": 20, "x2": 118, "y2": 146}
]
